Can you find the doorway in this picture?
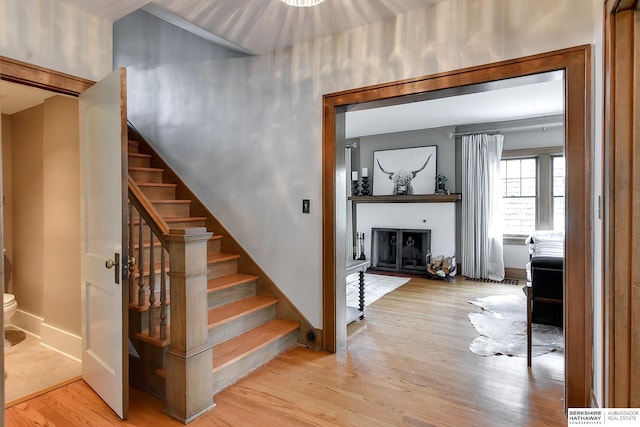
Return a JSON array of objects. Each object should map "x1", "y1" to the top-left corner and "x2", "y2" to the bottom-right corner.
[
  {"x1": 0, "y1": 79, "x2": 83, "y2": 404},
  {"x1": 322, "y1": 45, "x2": 592, "y2": 408},
  {"x1": 0, "y1": 56, "x2": 94, "y2": 409}
]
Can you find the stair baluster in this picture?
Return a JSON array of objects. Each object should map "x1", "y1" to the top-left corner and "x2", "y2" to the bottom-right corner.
[
  {"x1": 148, "y1": 233, "x2": 156, "y2": 338},
  {"x1": 128, "y1": 202, "x2": 136, "y2": 303},
  {"x1": 160, "y1": 248, "x2": 168, "y2": 341},
  {"x1": 137, "y1": 216, "x2": 145, "y2": 307},
  {"x1": 128, "y1": 197, "x2": 170, "y2": 341}
]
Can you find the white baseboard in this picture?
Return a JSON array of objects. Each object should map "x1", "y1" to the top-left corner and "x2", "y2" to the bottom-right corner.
[
  {"x1": 11, "y1": 309, "x2": 81, "y2": 361},
  {"x1": 41, "y1": 323, "x2": 82, "y2": 362},
  {"x1": 13, "y1": 309, "x2": 43, "y2": 337}
]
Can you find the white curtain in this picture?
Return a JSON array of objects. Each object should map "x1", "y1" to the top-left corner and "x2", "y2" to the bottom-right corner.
[{"x1": 461, "y1": 133, "x2": 505, "y2": 281}]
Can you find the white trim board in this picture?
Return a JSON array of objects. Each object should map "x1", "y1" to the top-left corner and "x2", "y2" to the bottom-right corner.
[
  {"x1": 41, "y1": 323, "x2": 82, "y2": 362},
  {"x1": 11, "y1": 309, "x2": 81, "y2": 361}
]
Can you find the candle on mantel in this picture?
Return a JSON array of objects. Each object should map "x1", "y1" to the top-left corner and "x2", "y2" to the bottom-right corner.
[
  {"x1": 362, "y1": 167, "x2": 368, "y2": 177},
  {"x1": 352, "y1": 171, "x2": 358, "y2": 181}
]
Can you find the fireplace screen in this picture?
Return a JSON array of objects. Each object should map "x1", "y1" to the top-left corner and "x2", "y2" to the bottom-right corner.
[{"x1": 371, "y1": 228, "x2": 431, "y2": 273}]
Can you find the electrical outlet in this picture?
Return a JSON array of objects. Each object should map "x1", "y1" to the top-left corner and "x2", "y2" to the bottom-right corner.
[{"x1": 302, "y1": 199, "x2": 310, "y2": 214}]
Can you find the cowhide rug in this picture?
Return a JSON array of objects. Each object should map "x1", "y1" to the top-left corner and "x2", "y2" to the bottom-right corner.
[{"x1": 467, "y1": 293, "x2": 563, "y2": 357}]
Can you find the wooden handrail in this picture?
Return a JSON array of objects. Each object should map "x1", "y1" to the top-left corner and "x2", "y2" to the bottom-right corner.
[
  {"x1": 128, "y1": 176, "x2": 170, "y2": 245},
  {"x1": 128, "y1": 179, "x2": 171, "y2": 341}
]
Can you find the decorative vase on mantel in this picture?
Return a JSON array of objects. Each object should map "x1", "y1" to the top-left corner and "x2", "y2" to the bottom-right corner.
[{"x1": 435, "y1": 172, "x2": 449, "y2": 195}]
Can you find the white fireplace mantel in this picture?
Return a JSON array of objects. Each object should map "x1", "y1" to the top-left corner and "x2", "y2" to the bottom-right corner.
[{"x1": 349, "y1": 194, "x2": 461, "y2": 203}]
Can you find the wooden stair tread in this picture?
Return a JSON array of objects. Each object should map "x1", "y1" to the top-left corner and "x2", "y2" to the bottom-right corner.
[
  {"x1": 137, "y1": 182, "x2": 176, "y2": 188},
  {"x1": 208, "y1": 296, "x2": 277, "y2": 327},
  {"x1": 134, "y1": 328, "x2": 170, "y2": 348},
  {"x1": 129, "y1": 166, "x2": 164, "y2": 172},
  {"x1": 150, "y1": 199, "x2": 191, "y2": 204},
  {"x1": 163, "y1": 216, "x2": 207, "y2": 223},
  {"x1": 128, "y1": 152, "x2": 151, "y2": 158},
  {"x1": 208, "y1": 274, "x2": 258, "y2": 293},
  {"x1": 208, "y1": 253, "x2": 240, "y2": 264},
  {"x1": 212, "y1": 319, "x2": 299, "y2": 372},
  {"x1": 131, "y1": 215, "x2": 205, "y2": 224}
]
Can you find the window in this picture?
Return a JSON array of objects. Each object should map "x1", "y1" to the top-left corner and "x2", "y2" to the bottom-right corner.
[
  {"x1": 500, "y1": 149, "x2": 564, "y2": 236},
  {"x1": 501, "y1": 158, "x2": 537, "y2": 234}
]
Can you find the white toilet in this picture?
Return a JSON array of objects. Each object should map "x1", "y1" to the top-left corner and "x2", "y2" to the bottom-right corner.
[{"x1": 4, "y1": 293, "x2": 17, "y2": 348}]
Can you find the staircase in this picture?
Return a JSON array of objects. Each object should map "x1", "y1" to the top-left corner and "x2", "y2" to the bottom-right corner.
[{"x1": 126, "y1": 134, "x2": 303, "y2": 412}]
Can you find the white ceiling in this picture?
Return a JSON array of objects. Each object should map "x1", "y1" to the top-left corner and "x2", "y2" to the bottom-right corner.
[
  {"x1": 345, "y1": 78, "x2": 564, "y2": 138},
  {"x1": 59, "y1": 0, "x2": 445, "y2": 55}
]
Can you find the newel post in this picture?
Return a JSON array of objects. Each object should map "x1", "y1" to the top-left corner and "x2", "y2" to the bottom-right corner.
[{"x1": 164, "y1": 228, "x2": 214, "y2": 423}]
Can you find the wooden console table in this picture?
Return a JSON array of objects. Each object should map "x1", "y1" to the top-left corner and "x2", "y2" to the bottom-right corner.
[{"x1": 346, "y1": 259, "x2": 370, "y2": 323}]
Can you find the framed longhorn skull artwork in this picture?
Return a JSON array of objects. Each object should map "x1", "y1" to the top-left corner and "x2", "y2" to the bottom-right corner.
[{"x1": 373, "y1": 146, "x2": 437, "y2": 195}]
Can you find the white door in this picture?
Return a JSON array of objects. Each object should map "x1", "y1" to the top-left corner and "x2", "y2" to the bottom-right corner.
[{"x1": 79, "y1": 68, "x2": 129, "y2": 418}]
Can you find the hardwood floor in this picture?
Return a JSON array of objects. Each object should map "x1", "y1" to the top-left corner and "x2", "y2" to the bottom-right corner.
[{"x1": 5, "y1": 277, "x2": 565, "y2": 426}]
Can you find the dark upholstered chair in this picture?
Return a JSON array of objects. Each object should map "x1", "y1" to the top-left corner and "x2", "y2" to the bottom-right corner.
[
  {"x1": 525, "y1": 231, "x2": 564, "y2": 366},
  {"x1": 530, "y1": 255, "x2": 563, "y2": 327}
]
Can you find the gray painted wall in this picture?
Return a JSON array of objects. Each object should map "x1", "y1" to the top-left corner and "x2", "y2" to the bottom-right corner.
[
  {"x1": 113, "y1": 1, "x2": 598, "y2": 332},
  {"x1": 113, "y1": 9, "x2": 250, "y2": 147},
  {"x1": 357, "y1": 126, "x2": 457, "y2": 193}
]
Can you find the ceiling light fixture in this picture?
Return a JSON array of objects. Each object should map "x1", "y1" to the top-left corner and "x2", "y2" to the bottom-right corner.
[{"x1": 280, "y1": 0, "x2": 325, "y2": 7}]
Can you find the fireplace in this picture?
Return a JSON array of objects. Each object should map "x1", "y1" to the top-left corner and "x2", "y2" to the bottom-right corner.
[{"x1": 371, "y1": 228, "x2": 431, "y2": 274}]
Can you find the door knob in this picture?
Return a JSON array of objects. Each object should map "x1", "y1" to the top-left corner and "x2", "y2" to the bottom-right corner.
[{"x1": 105, "y1": 253, "x2": 120, "y2": 284}]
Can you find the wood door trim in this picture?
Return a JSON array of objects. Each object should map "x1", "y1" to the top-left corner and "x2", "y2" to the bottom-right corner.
[
  {"x1": 322, "y1": 45, "x2": 592, "y2": 408},
  {"x1": 604, "y1": 0, "x2": 640, "y2": 407},
  {"x1": 0, "y1": 55, "x2": 94, "y2": 96}
]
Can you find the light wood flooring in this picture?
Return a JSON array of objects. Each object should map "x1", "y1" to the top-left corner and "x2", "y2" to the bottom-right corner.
[{"x1": 5, "y1": 277, "x2": 565, "y2": 426}]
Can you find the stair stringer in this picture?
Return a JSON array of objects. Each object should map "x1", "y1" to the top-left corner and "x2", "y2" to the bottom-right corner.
[{"x1": 128, "y1": 126, "x2": 322, "y2": 350}]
